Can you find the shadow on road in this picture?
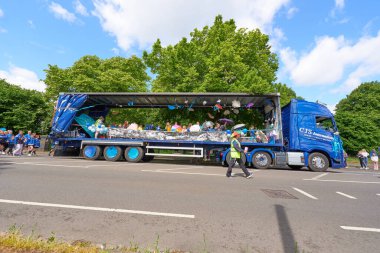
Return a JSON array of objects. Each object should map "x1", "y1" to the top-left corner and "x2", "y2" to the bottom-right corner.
[{"x1": 275, "y1": 204, "x2": 297, "y2": 253}]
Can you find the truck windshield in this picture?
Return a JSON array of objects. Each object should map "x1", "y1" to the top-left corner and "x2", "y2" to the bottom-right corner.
[{"x1": 315, "y1": 116, "x2": 336, "y2": 133}]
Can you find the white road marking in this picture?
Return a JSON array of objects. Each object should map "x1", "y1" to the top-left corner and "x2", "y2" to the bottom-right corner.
[
  {"x1": 336, "y1": 192, "x2": 357, "y2": 199},
  {"x1": 1, "y1": 161, "x2": 144, "y2": 168},
  {"x1": 14, "y1": 162, "x2": 86, "y2": 168},
  {"x1": 0, "y1": 199, "x2": 194, "y2": 219},
  {"x1": 341, "y1": 226, "x2": 380, "y2": 233},
  {"x1": 304, "y1": 179, "x2": 380, "y2": 184},
  {"x1": 311, "y1": 173, "x2": 328, "y2": 180},
  {"x1": 142, "y1": 169, "x2": 225, "y2": 177},
  {"x1": 376, "y1": 194, "x2": 380, "y2": 196},
  {"x1": 292, "y1": 187, "x2": 318, "y2": 200},
  {"x1": 157, "y1": 167, "x2": 206, "y2": 171}
]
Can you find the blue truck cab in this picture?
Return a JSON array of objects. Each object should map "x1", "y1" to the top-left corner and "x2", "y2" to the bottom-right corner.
[{"x1": 282, "y1": 99, "x2": 345, "y2": 171}]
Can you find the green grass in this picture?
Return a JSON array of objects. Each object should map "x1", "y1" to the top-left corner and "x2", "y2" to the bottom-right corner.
[
  {"x1": 346, "y1": 156, "x2": 360, "y2": 166},
  {"x1": 0, "y1": 226, "x2": 182, "y2": 253}
]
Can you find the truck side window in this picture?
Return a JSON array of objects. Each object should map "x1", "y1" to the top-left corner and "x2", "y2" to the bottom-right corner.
[{"x1": 315, "y1": 116, "x2": 335, "y2": 132}]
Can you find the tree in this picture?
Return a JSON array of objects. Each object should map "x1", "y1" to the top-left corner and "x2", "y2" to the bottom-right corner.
[
  {"x1": 44, "y1": 55, "x2": 150, "y2": 101},
  {"x1": 335, "y1": 81, "x2": 380, "y2": 154},
  {"x1": 143, "y1": 15, "x2": 278, "y2": 94},
  {"x1": 0, "y1": 79, "x2": 50, "y2": 133},
  {"x1": 273, "y1": 83, "x2": 299, "y2": 107}
]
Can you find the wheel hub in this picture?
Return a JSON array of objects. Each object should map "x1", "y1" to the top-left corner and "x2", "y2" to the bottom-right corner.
[
  {"x1": 256, "y1": 154, "x2": 268, "y2": 166},
  {"x1": 312, "y1": 156, "x2": 325, "y2": 169}
]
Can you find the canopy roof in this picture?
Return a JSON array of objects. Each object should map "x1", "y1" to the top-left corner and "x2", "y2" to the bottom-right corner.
[{"x1": 61, "y1": 92, "x2": 280, "y2": 109}]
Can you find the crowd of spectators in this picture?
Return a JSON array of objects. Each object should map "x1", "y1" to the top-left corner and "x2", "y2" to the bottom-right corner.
[{"x1": 0, "y1": 129, "x2": 41, "y2": 156}]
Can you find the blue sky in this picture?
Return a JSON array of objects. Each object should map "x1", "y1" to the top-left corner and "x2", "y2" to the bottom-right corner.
[{"x1": 0, "y1": 0, "x2": 379, "y2": 111}]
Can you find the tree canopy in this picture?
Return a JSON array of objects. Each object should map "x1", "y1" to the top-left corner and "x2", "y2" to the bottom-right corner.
[
  {"x1": 0, "y1": 79, "x2": 50, "y2": 132},
  {"x1": 144, "y1": 15, "x2": 282, "y2": 94},
  {"x1": 334, "y1": 81, "x2": 380, "y2": 154},
  {"x1": 44, "y1": 55, "x2": 150, "y2": 101}
]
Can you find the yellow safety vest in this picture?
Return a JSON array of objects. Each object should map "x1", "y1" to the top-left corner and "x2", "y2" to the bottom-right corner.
[{"x1": 230, "y1": 138, "x2": 241, "y2": 159}]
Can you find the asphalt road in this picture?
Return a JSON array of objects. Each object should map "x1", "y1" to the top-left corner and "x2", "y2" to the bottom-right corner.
[{"x1": 0, "y1": 155, "x2": 379, "y2": 253}]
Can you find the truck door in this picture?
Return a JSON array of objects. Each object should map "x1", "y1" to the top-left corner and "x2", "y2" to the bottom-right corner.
[{"x1": 314, "y1": 116, "x2": 343, "y2": 162}]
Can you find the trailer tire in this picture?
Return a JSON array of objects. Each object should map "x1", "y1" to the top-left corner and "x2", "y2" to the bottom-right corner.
[
  {"x1": 83, "y1": 145, "x2": 102, "y2": 160},
  {"x1": 124, "y1": 147, "x2": 144, "y2": 162},
  {"x1": 288, "y1": 165, "x2": 303, "y2": 170},
  {"x1": 252, "y1": 151, "x2": 272, "y2": 169},
  {"x1": 308, "y1": 152, "x2": 329, "y2": 172},
  {"x1": 104, "y1": 146, "x2": 123, "y2": 161},
  {"x1": 225, "y1": 152, "x2": 247, "y2": 167}
]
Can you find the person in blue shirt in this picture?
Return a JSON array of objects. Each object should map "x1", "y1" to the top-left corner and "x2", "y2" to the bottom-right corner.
[
  {"x1": 32, "y1": 134, "x2": 41, "y2": 156},
  {"x1": 23, "y1": 130, "x2": 32, "y2": 154},
  {"x1": 27, "y1": 133, "x2": 36, "y2": 156},
  {"x1": 6, "y1": 130, "x2": 15, "y2": 155},
  {"x1": 0, "y1": 130, "x2": 6, "y2": 155},
  {"x1": 13, "y1": 130, "x2": 25, "y2": 156}
]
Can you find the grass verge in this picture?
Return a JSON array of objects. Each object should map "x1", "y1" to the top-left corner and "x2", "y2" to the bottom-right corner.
[{"x1": 0, "y1": 226, "x2": 183, "y2": 253}]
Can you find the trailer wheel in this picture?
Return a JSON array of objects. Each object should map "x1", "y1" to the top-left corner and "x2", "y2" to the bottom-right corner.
[
  {"x1": 225, "y1": 152, "x2": 247, "y2": 167},
  {"x1": 83, "y1": 145, "x2": 102, "y2": 160},
  {"x1": 252, "y1": 151, "x2": 272, "y2": 169},
  {"x1": 288, "y1": 165, "x2": 304, "y2": 170},
  {"x1": 104, "y1": 146, "x2": 123, "y2": 161},
  {"x1": 308, "y1": 152, "x2": 329, "y2": 172},
  {"x1": 124, "y1": 147, "x2": 144, "y2": 162}
]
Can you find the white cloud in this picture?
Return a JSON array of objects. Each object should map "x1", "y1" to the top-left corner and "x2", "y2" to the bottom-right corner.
[
  {"x1": 0, "y1": 7, "x2": 4, "y2": 17},
  {"x1": 286, "y1": 7, "x2": 298, "y2": 19},
  {"x1": 335, "y1": 0, "x2": 345, "y2": 10},
  {"x1": 28, "y1": 20, "x2": 36, "y2": 29},
  {"x1": 111, "y1": 47, "x2": 120, "y2": 55},
  {"x1": 0, "y1": 65, "x2": 46, "y2": 92},
  {"x1": 270, "y1": 27, "x2": 286, "y2": 51},
  {"x1": 74, "y1": 0, "x2": 89, "y2": 16},
  {"x1": 0, "y1": 27, "x2": 7, "y2": 33},
  {"x1": 280, "y1": 31, "x2": 380, "y2": 93},
  {"x1": 92, "y1": 0, "x2": 290, "y2": 51},
  {"x1": 326, "y1": 104, "x2": 337, "y2": 114},
  {"x1": 49, "y1": 2, "x2": 76, "y2": 23}
]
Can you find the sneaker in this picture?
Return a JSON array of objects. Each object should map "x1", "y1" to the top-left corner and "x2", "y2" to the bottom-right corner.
[
  {"x1": 246, "y1": 173, "x2": 254, "y2": 179},
  {"x1": 27, "y1": 154, "x2": 32, "y2": 157}
]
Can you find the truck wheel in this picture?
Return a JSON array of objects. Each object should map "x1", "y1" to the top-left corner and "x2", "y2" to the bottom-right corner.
[
  {"x1": 252, "y1": 151, "x2": 272, "y2": 169},
  {"x1": 225, "y1": 152, "x2": 247, "y2": 167},
  {"x1": 83, "y1": 145, "x2": 102, "y2": 160},
  {"x1": 288, "y1": 165, "x2": 303, "y2": 170},
  {"x1": 104, "y1": 146, "x2": 123, "y2": 161},
  {"x1": 124, "y1": 147, "x2": 144, "y2": 162},
  {"x1": 308, "y1": 152, "x2": 329, "y2": 172}
]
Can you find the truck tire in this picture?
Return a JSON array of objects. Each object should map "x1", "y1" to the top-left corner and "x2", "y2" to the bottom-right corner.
[
  {"x1": 124, "y1": 146, "x2": 144, "y2": 162},
  {"x1": 288, "y1": 165, "x2": 303, "y2": 170},
  {"x1": 104, "y1": 146, "x2": 123, "y2": 161},
  {"x1": 252, "y1": 151, "x2": 272, "y2": 169},
  {"x1": 308, "y1": 152, "x2": 329, "y2": 172},
  {"x1": 83, "y1": 145, "x2": 102, "y2": 160},
  {"x1": 225, "y1": 152, "x2": 247, "y2": 167}
]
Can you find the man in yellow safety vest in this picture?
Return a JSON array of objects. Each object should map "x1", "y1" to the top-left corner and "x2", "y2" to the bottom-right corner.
[{"x1": 226, "y1": 131, "x2": 253, "y2": 179}]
